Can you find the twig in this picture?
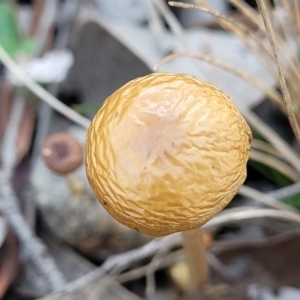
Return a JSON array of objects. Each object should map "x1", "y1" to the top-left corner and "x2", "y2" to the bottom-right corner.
[
  {"x1": 238, "y1": 185, "x2": 298, "y2": 213},
  {"x1": 116, "y1": 250, "x2": 184, "y2": 284},
  {"x1": 39, "y1": 201, "x2": 300, "y2": 297},
  {"x1": 268, "y1": 182, "x2": 300, "y2": 200},
  {"x1": 0, "y1": 90, "x2": 66, "y2": 292},
  {"x1": 153, "y1": 0, "x2": 186, "y2": 42},
  {"x1": 37, "y1": 234, "x2": 182, "y2": 298},
  {"x1": 145, "y1": 244, "x2": 172, "y2": 299},
  {"x1": 205, "y1": 207, "x2": 300, "y2": 229},
  {"x1": 211, "y1": 227, "x2": 300, "y2": 253},
  {"x1": 54, "y1": 0, "x2": 83, "y2": 49},
  {"x1": 32, "y1": 0, "x2": 58, "y2": 54},
  {"x1": 0, "y1": 44, "x2": 90, "y2": 129}
]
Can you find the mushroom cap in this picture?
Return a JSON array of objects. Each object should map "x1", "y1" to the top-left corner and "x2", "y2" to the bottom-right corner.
[
  {"x1": 42, "y1": 132, "x2": 83, "y2": 174},
  {"x1": 86, "y1": 73, "x2": 252, "y2": 237}
]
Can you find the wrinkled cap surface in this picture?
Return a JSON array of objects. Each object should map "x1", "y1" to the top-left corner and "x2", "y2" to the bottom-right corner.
[{"x1": 86, "y1": 73, "x2": 252, "y2": 237}]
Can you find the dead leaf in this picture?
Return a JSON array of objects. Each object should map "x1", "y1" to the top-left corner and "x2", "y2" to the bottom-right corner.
[{"x1": 0, "y1": 227, "x2": 20, "y2": 299}]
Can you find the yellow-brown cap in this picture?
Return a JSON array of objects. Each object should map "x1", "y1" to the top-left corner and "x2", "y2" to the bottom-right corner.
[{"x1": 86, "y1": 73, "x2": 252, "y2": 236}]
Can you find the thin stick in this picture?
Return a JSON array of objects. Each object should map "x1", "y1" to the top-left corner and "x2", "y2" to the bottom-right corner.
[
  {"x1": 238, "y1": 185, "x2": 298, "y2": 212},
  {"x1": 154, "y1": 0, "x2": 186, "y2": 40},
  {"x1": 145, "y1": 244, "x2": 172, "y2": 299},
  {"x1": 116, "y1": 250, "x2": 184, "y2": 283},
  {"x1": 0, "y1": 91, "x2": 66, "y2": 292},
  {"x1": 38, "y1": 201, "x2": 300, "y2": 298},
  {"x1": 181, "y1": 229, "x2": 208, "y2": 293},
  {"x1": 0, "y1": 44, "x2": 90, "y2": 129},
  {"x1": 205, "y1": 207, "x2": 300, "y2": 229},
  {"x1": 39, "y1": 235, "x2": 182, "y2": 298},
  {"x1": 32, "y1": 0, "x2": 58, "y2": 54},
  {"x1": 268, "y1": 182, "x2": 300, "y2": 200}
]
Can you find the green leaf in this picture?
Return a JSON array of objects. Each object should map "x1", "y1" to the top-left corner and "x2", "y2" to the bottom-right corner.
[
  {"x1": 0, "y1": 2, "x2": 20, "y2": 57},
  {"x1": 72, "y1": 104, "x2": 100, "y2": 116},
  {"x1": 18, "y1": 38, "x2": 37, "y2": 57},
  {"x1": 282, "y1": 194, "x2": 300, "y2": 210},
  {"x1": 248, "y1": 125, "x2": 292, "y2": 187},
  {"x1": 248, "y1": 159, "x2": 292, "y2": 188}
]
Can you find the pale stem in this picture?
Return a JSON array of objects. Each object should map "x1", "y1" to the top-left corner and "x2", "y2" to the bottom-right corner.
[{"x1": 181, "y1": 228, "x2": 209, "y2": 294}]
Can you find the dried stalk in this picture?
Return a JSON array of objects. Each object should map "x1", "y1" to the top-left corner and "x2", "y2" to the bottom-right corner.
[
  {"x1": 228, "y1": 0, "x2": 263, "y2": 28},
  {"x1": 169, "y1": 1, "x2": 278, "y2": 78},
  {"x1": 257, "y1": 0, "x2": 300, "y2": 145},
  {"x1": 175, "y1": 1, "x2": 300, "y2": 99},
  {"x1": 294, "y1": 0, "x2": 300, "y2": 39}
]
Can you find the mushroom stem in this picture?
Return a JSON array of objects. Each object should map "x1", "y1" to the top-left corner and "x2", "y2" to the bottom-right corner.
[{"x1": 181, "y1": 228, "x2": 209, "y2": 294}]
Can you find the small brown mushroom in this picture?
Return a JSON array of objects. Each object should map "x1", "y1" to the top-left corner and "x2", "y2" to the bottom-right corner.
[{"x1": 41, "y1": 132, "x2": 83, "y2": 175}]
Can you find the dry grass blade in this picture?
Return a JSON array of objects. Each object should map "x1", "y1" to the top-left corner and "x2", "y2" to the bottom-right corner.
[
  {"x1": 201, "y1": 0, "x2": 300, "y2": 94},
  {"x1": 228, "y1": 0, "x2": 263, "y2": 28},
  {"x1": 294, "y1": 0, "x2": 300, "y2": 39},
  {"x1": 204, "y1": 207, "x2": 300, "y2": 229},
  {"x1": 239, "y1": 185, "x2": 298, "y2": 212},
  {"x1": 241, "y1": 108, "x2": 300, "y2": 173},
  {"x1": 281, "y1": 0, "x2": 296, "y2": 34},
  {"x1": 249, "y1": 149, "x2": 300, "y2": 182},
  {"x1": 199, "y1": 0, "x2": 276, "y2": 77},
  {"x1": 153, "y1": 0, "x2": 185, "y2": 40},
  {"x1": 117, "y1": 250, "x2": 184, "y2": 284},
  {"x1": 187, "y1": 0, "x2": 300, "y2": 97},
  {"x1": 271, "y1": 0, "x2": 300, "y2": 89},
  {"x1": 0, "y1": 45, "x2": 91, "y2": 129},
  {"x1": 168, "y1": 1, "x2": 277, "y2": 77},
  {"x1": 154, "y1": 52, "x2": 285, "y2": 110},
  {"x1": 256, "y1": 0, "x2": 300, "y2": 145},
  {"x1": 251, "y1": 139, "x2": 284, "y2": 159}
]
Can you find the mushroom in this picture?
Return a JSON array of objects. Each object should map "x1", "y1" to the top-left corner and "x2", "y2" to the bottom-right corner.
[
  {"x1": 41, "y1": 132, "x2": 83, "y2": 175},
  {"x1": 85, "y1": 73, "x2": 252, "y2": 295}
]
